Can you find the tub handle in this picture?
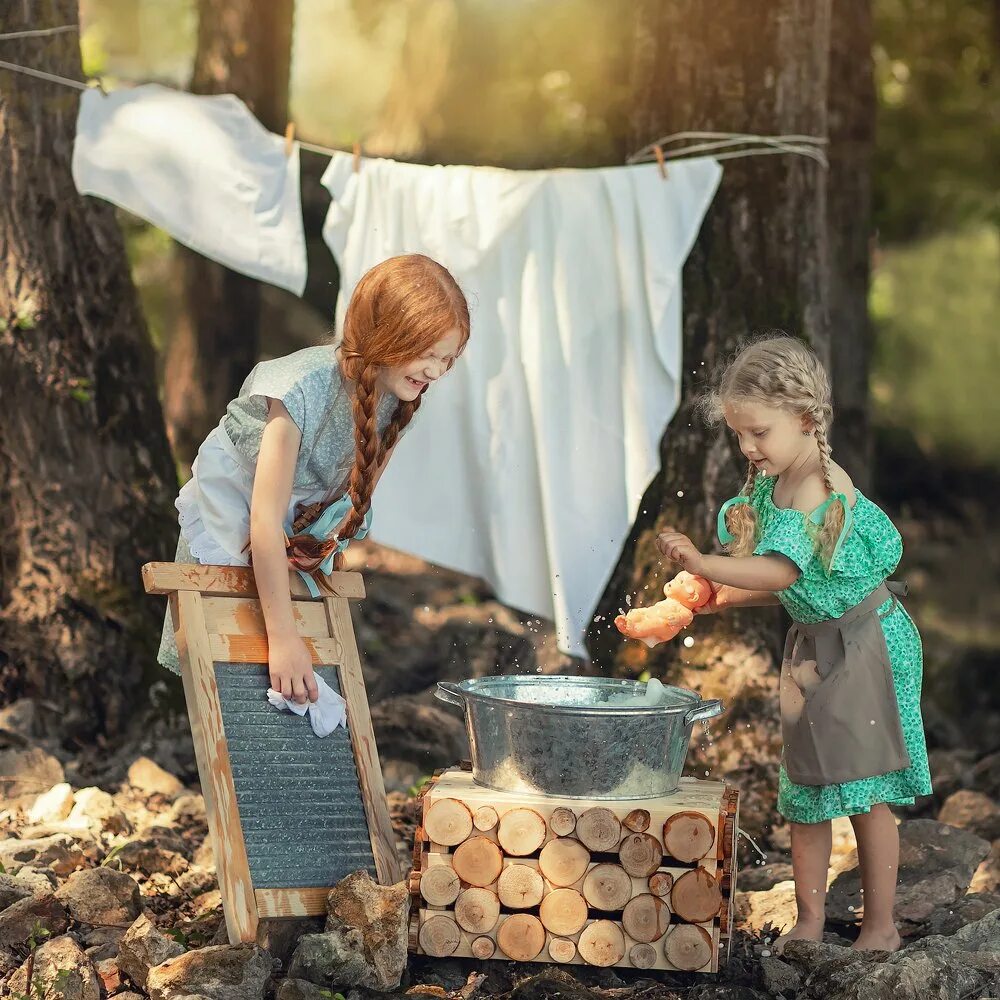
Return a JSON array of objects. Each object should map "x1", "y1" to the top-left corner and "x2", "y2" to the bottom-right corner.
[
  {"x1": 684, "y1": 698, "x2": 723, "y2": 726},
  {"x1": 435, "y1": 681, "x2": 467, "y2": 708}
]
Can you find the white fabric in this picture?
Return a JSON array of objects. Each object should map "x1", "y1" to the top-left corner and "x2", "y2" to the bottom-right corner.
[
  {"x1": 176, "y1": 422, "x2": 328, "y2": 566},
  {"x1": 321, "y1": 153, "x2": 722, "y2": 657},
  {"x1": 266, "y1": 675, "x2": 348, "y2": 738},
  {"x1": 72, "y1": 84, "x2": 307, "y2": 295}
]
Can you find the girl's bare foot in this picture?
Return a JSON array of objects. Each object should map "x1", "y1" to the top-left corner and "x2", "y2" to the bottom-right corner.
[
  {"x1": 851, "y1": 926, "x2": 902, "y2": 952},
  {"x1": 773, "y1": 918, "x2": 826, "y2": 955}
]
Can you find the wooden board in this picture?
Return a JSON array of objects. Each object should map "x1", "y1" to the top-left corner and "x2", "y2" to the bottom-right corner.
[
  {"x1": 409, "y1": 767, "x2": 737, "y2": 973},
  {"x1": 144, "y1": 561, "x2": 399, "y2": 944}
]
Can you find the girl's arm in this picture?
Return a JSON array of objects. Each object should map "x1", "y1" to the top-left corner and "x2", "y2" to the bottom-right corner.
[
  {"x1": 250, "y1": 399, "x2": 318, "y2": 705},
  {"x1": 699, "y1": 552, "x2": 799, "y2": 592}
]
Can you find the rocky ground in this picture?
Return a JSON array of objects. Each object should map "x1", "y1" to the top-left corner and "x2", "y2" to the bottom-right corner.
[{"x1": 0, "y1": 500, "x2": 997, "y2": 999}]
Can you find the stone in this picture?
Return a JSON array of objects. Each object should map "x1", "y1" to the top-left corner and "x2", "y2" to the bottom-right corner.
[
  {"x1": 27, "y1": 782, "x2": 75, "y2": 824},
  {"x1": 0, "y1": 698, "x2": 42, "y2": 739},
  {"x1": 7, "y1": 934, "x2": 100, "y2": 1000},
  {"x1": 119, "y1": 913, "x2": 186, "y2": 990},
  {"x1": 0, "y1": 833, "x2": 85, "y2": 875},
  {"x1": 82, "y1": 925, "x2": 128, "y2": 962},
  {"x1": 939, "y1": 790, "x2": 1000, "y2": 842},
  {"x1": 0, "y1": 746, "x2": 63, "y2": 799},
  {"x1": 970, "y1": 838, "x2": 1000, "y2": 894},
  {"x1": 128, "y1": 757, "x2": 185, "y2": 800},
  {"x1": 0, "y1": 892, "x2": 69, "y2": 948},
  {"x1": 55, "y1": 866, "x2": 142, "y2": 925},
  {"x1": 826, "y1": 819, "x2": 991, "y2": 926},
  {"x1": 736, "y1": 855, "x2": 793, "y2": 892},
  {"x1": 69, "y1": 786, "x2": 130, "y2": 833},
  {"x1": 919, "y1": 892, "x2": 1000, "y2": 937},
  {"x1": 735, "y1": 879, "x2": 797, "y2": 934},
  {"x1": 758, "y1": 955, "x2": 804, "y2": 996},
  {"x1": 973, "y1": 750, "x2": 1000, "y2": 799},
  {"x1": 113, "y1": 834, "x2": 190, "y2": 876},
  {"x1": 146, "y1": 943, "x2": 271, "y2": 1000},
  {"x1": 276, "y1": 978, "x2": 336, "y2": 1000},
  {"x1": 0, "y1": 872, "x2": 32, "y2": 911},
  {"x1": 95, "y1": 956, "x2": 123, "y2": 994},
  {"x1": 12, "y1": 865, "x2": 58, "y2": 894}
]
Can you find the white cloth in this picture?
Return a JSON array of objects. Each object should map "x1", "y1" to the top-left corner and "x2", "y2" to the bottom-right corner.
[
  {"x1": 321, "y1": 153, "x2": 722, "y2": 657},
  {"x1": 72, "y1": 84, "x2": 307, "y2": 295},
  {"x1": 266, "y1": 674, "x2": 348, "y2": 738}
]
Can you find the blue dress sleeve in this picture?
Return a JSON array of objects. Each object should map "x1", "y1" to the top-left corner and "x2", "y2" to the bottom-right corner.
[{"x1": 241, "y1": 358, "x2": 311, "y2": 440}]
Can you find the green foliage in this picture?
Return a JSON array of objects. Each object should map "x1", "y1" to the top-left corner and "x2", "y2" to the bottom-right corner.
[
  {"x1": 407, "y1": 775, "x2": 432, "y2": 798},
  {"x1": 870, "y1": 225, "x2": 1000, "y2": 467}
]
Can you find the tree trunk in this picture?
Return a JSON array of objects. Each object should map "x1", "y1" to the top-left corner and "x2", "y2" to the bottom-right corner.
[
  {"x1": 162, "y1": 0, "x2": 295, "y2": 469},
  {"x1": 0, "y1": 1, "x2": 179, "y2": 741},
  {"x1": 827, "y1": 0, "x2": 875, "y2": 492},
  {"x1": 586, "y1": 1, "x2": 834, "y2": 826}
]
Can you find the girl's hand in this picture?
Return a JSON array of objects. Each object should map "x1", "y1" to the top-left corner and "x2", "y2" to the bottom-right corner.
[
  {"x1": 693, "y1": 580, "x2": 728, "y2": 615},
  {"x1": 655, "y1": 529, "x2": 706, "y2": 576},
  {"x1": 268, "y1": 633, "x2": 319, "y2": 705}
]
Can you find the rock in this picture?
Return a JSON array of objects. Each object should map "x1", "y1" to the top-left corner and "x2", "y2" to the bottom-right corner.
[
  {"x1": 910, "y1": 906, "x2": 1000, "y2": 953},
  {"x1": 254, "y1": 916, "x2": 324, "y2": 971},
  {"x1": 177, "y1": 865, "x2": 218, "y2": 897},
  {"x1": 0, "y1": 698, "x2": 43, "y2": 739},
  {"x1": 168, "y1": 792, "x2": 207, "y2": 825},
  {"x1": 12, "y1": 865, "x2": 58, "y2": 894},
  {"x1": 970, "y1": 838, "x2": 1000, "y2": 893},
  {"x1": 55, "y1": 866, "x2": 142, "y2": 925},
  {"x1": 737, "y1": 855, "x2": 794, "y2": 892},
  {"x1": 973, "y1": 750, "x2": 1000, "y2": 799},
  {"x1": 0, "y1": 873, "x2": 32, "y2": 910},
  {"x1": 113, "y1": 994, "x2": 146, "y2": 1000},
  {"x1": 370, "y1": 696, "x2": 468, "y2": 789},
  {"x1": 27, "y1": 782, "x2": 75, "y2": 824},
  {"x1": 0, "y1": 948, "x2": 19, "y2": 978},
  {"x1": 758, "y1": 955, "x2": 803, "y2": 996},
  {"x1": 0, "y1": 833, "x2": 86, "y2": 875},
  {"x1": 112, "y1": 833, "x2": 190, "y2": 875},
  {"x1": 0, "y1": 892, "x2": 69, "y2": 948},
  {"x1": 119, "y1": 913, "x2": 186, "y2": 989},
  {"x1": 0, "y1": 746, "x2": 65, "y2": 799},
  {"x1": 939, "y1": 790, "x2": 1000, "y2": 842},
  {"x1": 276, "y1": 978, "x2": 335, "y2": 1000},
  {"x1": 95, "y1": 956, "x2": 123, "y2": 994},
  {"x1": 69, "y1": 786, "x2": 130, "y2": 833},
  {"x1": 82, "y1": 925, "x2": 128, "y2": 962},
  {"x1": 928, "y1": 748, "x2": 978, "y2": 802},
  {"x1": 826, "y1": 819, "x2": 991, "y2": 926},
  {"x1": 145, "y1": 943, "x2": 271, "y2": 1000},
  {"x1": 735, "y1": 879, "x2": 797, "y2": 934},
  {"x1": 288, "y1": 871, "x2": 408, "y2": 992},
  {"x1": 7, "y1": 934, "x2": 100, "y2": 1000},
  {"x1": 128, "y1": 757, "x2": 185, "y2": 800},
  {"x1": 919, "y1": 892, "x2": 1000, "y2": 937}
]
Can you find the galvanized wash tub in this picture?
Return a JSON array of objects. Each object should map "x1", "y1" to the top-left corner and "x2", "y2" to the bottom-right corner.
[{"x1": 435, "y1": 675, "x2": 723, "y2": 800}]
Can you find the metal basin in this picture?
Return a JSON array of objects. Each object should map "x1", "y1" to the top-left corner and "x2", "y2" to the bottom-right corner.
[{"x1": 435, "y1": 675, "x2": 723, "y2": 800}]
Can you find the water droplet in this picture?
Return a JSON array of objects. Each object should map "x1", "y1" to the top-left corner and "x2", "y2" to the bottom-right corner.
[{"x1": 683, "y1": 636, "x2": 695, "y2": 648}]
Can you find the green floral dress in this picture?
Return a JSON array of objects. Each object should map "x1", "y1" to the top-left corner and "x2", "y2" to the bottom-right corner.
[{"x1": 721, "y1": 474, "x2": 933, "y2": 824}]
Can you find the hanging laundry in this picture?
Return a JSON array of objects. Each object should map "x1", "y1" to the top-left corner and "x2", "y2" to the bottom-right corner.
[
  {"x1": 72, "y1": 83, "x2": 307, "y2": 296},
  {"x1": 322, "y1": 153, "x2": 722, "y2": 658}
]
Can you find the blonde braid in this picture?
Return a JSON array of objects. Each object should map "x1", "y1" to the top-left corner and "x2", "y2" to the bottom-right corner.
[
  {"x1": 724, "y1": 458, "x2": 761, "y2": 557},
  {"x1": 812, "y1": 416, "x2": 845, "y2": 572}
]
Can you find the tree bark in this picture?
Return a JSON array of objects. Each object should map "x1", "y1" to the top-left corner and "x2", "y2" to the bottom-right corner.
[
  {"x1": 827, "y1": 0, "x2": 875, "y2": 491},
  {"x1": 162, "y1": 0, "x2": 295, "y2": 469},
  {"x1": 587, "y1": 0, "x2": 833, "y2": 676},
  {"x1": 0, "y1": 1, "x2": 178, "y2": 741}
]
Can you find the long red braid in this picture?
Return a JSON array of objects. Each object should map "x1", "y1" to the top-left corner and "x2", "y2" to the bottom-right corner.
[{"x1": 285, "y1": 254, "x2": 469, "y2": 574}]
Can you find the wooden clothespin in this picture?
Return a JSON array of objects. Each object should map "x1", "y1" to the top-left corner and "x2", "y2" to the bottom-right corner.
[
  {"x1": 352, "y1": 141, "x2": 362, "y2": 174},
  {"x1": 653, "y1": 144, "x2": 667, "y2": 180},
  {"x1": 284, "y1": 122, "x2": 296, "y2": 157}
]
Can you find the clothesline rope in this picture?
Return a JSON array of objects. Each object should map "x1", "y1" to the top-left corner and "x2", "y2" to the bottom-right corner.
[{"x1": 0, "y1": 56, "x2": 829, "y2": 168}]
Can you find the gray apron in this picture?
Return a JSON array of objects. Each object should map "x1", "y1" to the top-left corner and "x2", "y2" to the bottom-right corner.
[{"x1": 780, "y1": 581, "x2": 911, "y2": 786}]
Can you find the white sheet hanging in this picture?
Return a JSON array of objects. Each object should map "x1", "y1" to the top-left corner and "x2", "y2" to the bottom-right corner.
[
  {"x1": 72, "y1": 84, "x2": 307, "y2": 296},
  {"x1": 321, "y1": 153, "x2": 722, "y2": 657}
]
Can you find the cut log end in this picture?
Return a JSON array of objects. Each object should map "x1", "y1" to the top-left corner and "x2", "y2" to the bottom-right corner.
[
  {"x1": 671, "y1": 867, "x2": 723, "y2": 924},
  {"x1": 663, "y1": 923, "x2": 713, "y2": 971},
  {"x1": 548, "y1": 937, "x2": 577, "y2": 964},
  {"x1": 496, "y1": 913, "x2": 546, "y2": 962},
  {"x1": 452, "y1": 835, "x2": 504, "y2": 887},
  {"x1": 578, "y1": 920, "x2": 626, "y2": 967},
  {"x1": 471, "y1": 936, "x2": 496, "y2": 959},
  {"x1": 582, "y1": 863, "x2": 632, "y2": 912},
  {"x1": 629, "y1": 942, "x2": 657, "y2": 969},
  {"x1": 622, "y1": 893, "x2": 671, "y2": 943},
  {"x1": 576, "y1": 806, "x2": 622, "y2": 852},
  {"x1": 418, "y1": 914, "x2": 461, "y2": 958},
  {"x1": 648, "y1": 872, "x2": 674, "y2": 897},
  {"x1": 497, "y1": 863, "x2": 544, "y2": 909},
  {"x1": 619, "y1": 832, "x2": 663, "y2": 878},
  {"x1": 538, "y1": 837, "x2": 591, "y2": 887},
  {"x1": 419, "y1": 864, "x2": 461, "y2": 907},
  {"x1": 662, "y1": 811, "x2": 715, "y2": 863},
  {"x1": 538, "y1": 887, "x2": 588, "y2": 936},
  {"x1": 473, "y1": 805, "x2": 499, "y2": 831},
  {"x1": 455, "y1": 887, "x2": 501, "y2": 934},
  {"x1": 623, "y1": 808, "x2": 651, "y2": 833},
  {"x1": 549, "y1": 807, "x2": 577, "y2": 837},
  {"x1": 424, "y1": 797, "x2": 474, "y2": 847},
  {"x1": 498, "y1": 807, "x2": 547, "y2": 856}
]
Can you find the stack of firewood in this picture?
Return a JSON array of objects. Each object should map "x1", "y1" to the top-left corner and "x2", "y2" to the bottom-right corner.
[{"x1": 408, "y1": 768, "x2": 738, "y2": 973}]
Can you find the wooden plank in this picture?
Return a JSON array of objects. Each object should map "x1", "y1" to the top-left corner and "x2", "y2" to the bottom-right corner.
[
  {"x1": 142, "y1": 562, "x2": 365, "y2": 600},
  {"x1": 209, "y1": 634, "x2": 343, "y2": 665},
  {"x1": 255, "y1": 888, "x2": 329, "y2": 918},
  {"x1": 174, "y1": 591, "x2": 259, "y2": 944},
  {"x1": 324, "y1": 597, "x2": 401, "y2": 885},
  {"x1": 202, "y1": 596, "x2": 330, "y2": 637}
]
